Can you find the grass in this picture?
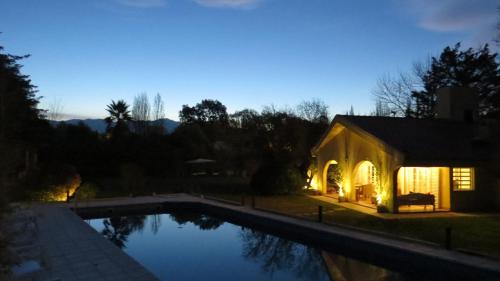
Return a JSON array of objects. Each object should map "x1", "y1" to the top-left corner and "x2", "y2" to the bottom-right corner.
[{"x1": 206, "y1": 193, "x2": 500, "y2": 259}]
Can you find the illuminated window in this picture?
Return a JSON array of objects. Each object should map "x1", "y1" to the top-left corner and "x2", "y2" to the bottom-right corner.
[{"x1": 452, "y1": 168, "x2": 474, "y2": 191}]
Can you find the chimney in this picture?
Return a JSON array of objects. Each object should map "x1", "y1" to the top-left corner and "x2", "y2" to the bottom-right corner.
[{"x1": 435, "y1": 87, "x2": 477, "y2": 122}]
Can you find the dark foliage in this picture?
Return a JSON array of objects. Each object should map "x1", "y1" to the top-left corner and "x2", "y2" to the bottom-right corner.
[
  {"x1": 240, "y1": 228, "x2": 328, "y2": 281},
  {"x1": 0, "y1": 43, "x2": 51, "y2": 200},
  {"x1": 251, "y1": 152, "x2": 305, "y2": 195},
  {"x1": 179, "y1": 99, "x2": 229, "y2": 125},
  {"x1": 105, "y1": 99, "x2": 132, "y2": 138},
  {"x1": 412, "y1": 44, "x2": 500, "y2": 119},
  {"x1": 1, "y1": 38, "x2": 329, "y2": 198},
  {"x1": 0, "y1": 46, "x2": 46, "y2": 142},
  {"x1": 101, "y1": 215, "x2": 146, "y2": 248},
  {"x1": 169, "y1": 212, "x2": 224, "y2": 230}
]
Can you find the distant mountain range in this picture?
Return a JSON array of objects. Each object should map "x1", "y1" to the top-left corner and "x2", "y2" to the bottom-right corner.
[{"x1": 51, "y1": 118, "x2": 180, "y2": 134}]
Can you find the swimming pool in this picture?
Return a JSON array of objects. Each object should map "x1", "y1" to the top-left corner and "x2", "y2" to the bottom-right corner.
[{"x1": 87, "y1": 211, "x2": 418, "y2": 281}]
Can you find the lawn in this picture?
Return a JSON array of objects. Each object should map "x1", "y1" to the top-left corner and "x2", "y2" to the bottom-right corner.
[{"x1": 206, "y1": 193, "x2": 500, "y2": 259}]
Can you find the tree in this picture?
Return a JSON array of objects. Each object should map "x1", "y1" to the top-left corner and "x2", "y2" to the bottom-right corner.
[
  {"x1": 296, "y1": 99, "x2": 329, "y2": 124},
  {"x1": 131, "y1": 93, "x2": 150, "y2": 135},
  {"x1": 105, "y1": 100, "x2": 131, "y2": 137},
  {"x1": 149, "y1": 93, "x2": 166, "y2": 134},
  {"x1": 230, "y1": 109, "x2": 260, "y2": 129},
  {"x1": 131, "y1": 92, "x2": 150, "y2": 122},
  {"x1": 179, "y1": 104, "x2": 198, "y2": 124},
  {"x1": 47, "y1": 98, "x2": 64, "y2": 121},
  {"x1": 372, "y1": 72, "x2": 417, "y2": 117},
  {"x1": 152, "y1": 93, "x2": 165, "y2": 121},
  {"x1": 179, "y1": 99, "x2": 229, "y2": 125},
  {"x1": 372, "y1": 99, "x2": 392, "y2": 117},
  {"x1": 346, "y1": 105, "x2": 355, "y2": 116},
  {"x1": 0, "y1": 43, "x2": 48, "y2": 202},
  {"x1": 413, "y1": 43, "x2": 500, "y2": 119},
  {"x1": 0, "y1": 45, "x2": 44, "y2": 141}
]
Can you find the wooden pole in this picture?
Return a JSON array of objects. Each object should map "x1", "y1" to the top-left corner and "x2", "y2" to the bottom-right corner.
[{"x1": 445, "y1": 227, "x2": 452, "y2": 249}]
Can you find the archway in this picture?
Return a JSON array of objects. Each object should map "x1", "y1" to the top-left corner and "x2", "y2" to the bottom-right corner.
[
  {"x1": 322, "y1": 160, "x2": 340, "y2": 196},
  {"x1": 352, "y1": 161, "x2": 378, "y2": 206}
]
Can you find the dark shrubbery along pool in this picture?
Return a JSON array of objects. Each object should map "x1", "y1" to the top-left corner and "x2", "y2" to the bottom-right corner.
[{"x1": 86, "y1": 211, "x2": 421, "y2": 281}]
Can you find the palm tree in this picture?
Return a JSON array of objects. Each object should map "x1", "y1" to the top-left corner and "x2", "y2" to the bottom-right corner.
[{"x1": 105, "y1": 100, "x2": 132, "y2": 136}]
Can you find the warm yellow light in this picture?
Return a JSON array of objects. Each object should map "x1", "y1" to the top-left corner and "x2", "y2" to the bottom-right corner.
[
  {"x1": 452, "y1": 167, "x2": 474, "y2": 191},
  {"x1": 338, "y1": 185, "x2": 345, "y2": 197},
  {"x1": 305, "y1": 169, "x2": 319, "y2": 190},
  {"x1": 310, "y1": 174, "x2": 319, "y2": 190},
  {"x1": 375, "y1": 190, "x2": 387, "y2": 206}
]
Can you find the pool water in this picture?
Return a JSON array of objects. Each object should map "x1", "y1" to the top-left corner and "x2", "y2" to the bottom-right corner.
[{"x1": 87, "y1": 211, "x2": 415, "y2": 281}]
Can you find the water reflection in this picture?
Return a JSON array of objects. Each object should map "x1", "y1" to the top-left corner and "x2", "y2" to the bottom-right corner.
[
  {"x1": 240, "y1": 229, "x2": 328, "y2": 281},
  {"x1": 94, "y1": 212, "x2": 416, "y2": 281},
  {"x1": 322, "y1": 252, "x2": 411, "y2": 281},
  {"x1": 169, "y1": 212, "x2": 224, "y2": 230},
  {"x1": 99, "y1": 212, "x2": 223, "y2": 249},
  {"x1": 101, "y1": 215, "x2": 146, "y2": 248},
  {"x1": 150, "y1": 214, "x2": 162, "y2": 234}
]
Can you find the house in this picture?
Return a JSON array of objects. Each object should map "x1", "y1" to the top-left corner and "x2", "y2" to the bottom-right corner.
[{"x1": 311, "y1": 87, "x2": 499, "y2": 213}]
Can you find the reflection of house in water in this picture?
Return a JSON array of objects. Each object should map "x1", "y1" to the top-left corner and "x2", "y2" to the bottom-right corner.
[
  {"x1": 322, "y1": 251, "x2": 403, "y2": 281},
  {"x1": 311, "y1": 87, "x2": 499, "y2": 213}
]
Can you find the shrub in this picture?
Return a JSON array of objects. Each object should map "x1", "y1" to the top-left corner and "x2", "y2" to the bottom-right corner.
[
  {"x1": 76, "y1": 182, "x2": 98, "y2": 201},
  {"x1": 33, "y1": 164, "x2": 81, "y2": 201},
  {"x1": 251, "y1": 159, "x2": 305, "y2": 195},
  {"x1": 120, "y1": 163, "x2": 145, "y2": 195}
]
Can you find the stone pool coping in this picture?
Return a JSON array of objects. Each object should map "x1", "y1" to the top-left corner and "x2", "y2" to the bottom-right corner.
[
  {"x1": 14, "y1": 204, "x2": 160, "y2": 281},
  {"x1": 18, "y1": 193, "x2": 500, "y2": 280}
]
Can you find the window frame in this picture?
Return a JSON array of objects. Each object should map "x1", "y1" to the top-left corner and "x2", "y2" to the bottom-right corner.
[{"x1": 452, "y1": 167, "x2": 475, "y2": 191}]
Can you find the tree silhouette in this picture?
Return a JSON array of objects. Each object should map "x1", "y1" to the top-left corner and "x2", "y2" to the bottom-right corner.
[
  {"x1": 131, "y1": 93, "x2": 150, "y2": 135},
  {"x1": 179, "y1": 99, "x2": 229, "y2": 125},
  {"x1": 412, "y1": 43, "x2": 499, "y2": 118},
  {"x1": 169, "y1": 212, "x2": 224, "y2": 230},
  {"x1": 240, "y1": 229, "x2": 329, "y2": 281},
  {"x1": 0, "y1": 42, "x2": 49, "y2": 201},
  {"x1": 296, "y1": 99, "x2": 329, "y2": 124},
  {"x1": 0, "y1": 45, "x2": 44, "y2": 141},
  {"x1": 105, "y1": 100, "x2": 132, "y2": 137},
  {"x1": 101, "y1": 215, "x2": 146, "y2": 248}
]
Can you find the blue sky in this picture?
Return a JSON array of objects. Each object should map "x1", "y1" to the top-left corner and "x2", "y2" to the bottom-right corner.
[{"x1": 0, "y1": 0, "x2": 497, "y2": 120}]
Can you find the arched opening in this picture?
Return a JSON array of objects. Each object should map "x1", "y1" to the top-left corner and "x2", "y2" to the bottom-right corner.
[
  {"x1": 322, "y1": 160, "x2": 340, "y2": 197},
  {"x1": 352, "y1": 161, "x2": 378, "y2": 206}
]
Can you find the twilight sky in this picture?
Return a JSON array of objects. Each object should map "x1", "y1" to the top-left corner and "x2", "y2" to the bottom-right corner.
[{"x1": 0, "y1": 0, "x2": 497, "y2": 120}]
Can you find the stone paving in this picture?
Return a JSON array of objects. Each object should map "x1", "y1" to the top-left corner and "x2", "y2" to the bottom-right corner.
[{"x1": 11, "y1": 205, "x2": 159, "y2": 281}]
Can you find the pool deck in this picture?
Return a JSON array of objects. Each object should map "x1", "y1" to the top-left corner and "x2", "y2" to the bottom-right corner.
[
  {"x1": 11, "y1": 204, "x2": 159, "y2": 281},
  {"x1": 10, "y1": 193, "x2": 500, "y2": 281}
]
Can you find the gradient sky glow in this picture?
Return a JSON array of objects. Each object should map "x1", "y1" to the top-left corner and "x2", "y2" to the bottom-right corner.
[{"x1": 0, "y1": 0, "x2": 497, "y2": 120}]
